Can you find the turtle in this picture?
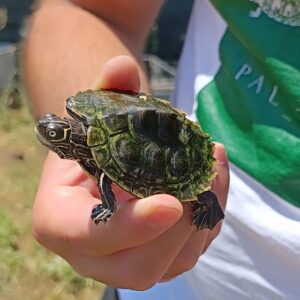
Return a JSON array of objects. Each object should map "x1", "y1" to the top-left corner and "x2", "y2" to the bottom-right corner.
[{"x1": 35, "y1": 89, "x2": 224, "y2": 230}]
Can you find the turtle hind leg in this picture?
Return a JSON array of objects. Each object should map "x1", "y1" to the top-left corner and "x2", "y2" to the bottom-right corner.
[
  {"x1": 192, "y1": 191, "x2": 224, "y2": 231},
  {"x1": 91, "y1": 172, "x2": 117, "y2": 225}
]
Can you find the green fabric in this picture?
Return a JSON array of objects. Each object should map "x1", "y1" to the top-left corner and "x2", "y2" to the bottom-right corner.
[{"x1": 197, "y1": 0, "x2": 300, "y2": 206}]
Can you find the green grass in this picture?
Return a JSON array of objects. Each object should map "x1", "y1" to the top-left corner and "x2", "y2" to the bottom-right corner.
[
  {"x1": 0, "y1": 86, "x2": 104, "y2": 300},
  {"x1": 0, "y1": 210, "x2": 22, "y2": 292}
]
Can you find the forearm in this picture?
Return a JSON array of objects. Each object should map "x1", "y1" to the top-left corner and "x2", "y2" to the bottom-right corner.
[{"x1": 21, "y1": 0, "x2": 157, "y2": 118}]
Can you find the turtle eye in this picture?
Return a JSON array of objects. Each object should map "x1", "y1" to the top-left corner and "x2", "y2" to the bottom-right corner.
[
  {"x1": 45, "y1": 121, "x2": 70, "y2": 142},
  {"x1": 48, "y1": 130, "x2": 57, "y2": 138}
]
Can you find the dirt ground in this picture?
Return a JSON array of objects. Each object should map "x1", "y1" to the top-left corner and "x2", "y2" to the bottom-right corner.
[{"x1": 0, "y1": 88, "x2": 105, "y2": 300}]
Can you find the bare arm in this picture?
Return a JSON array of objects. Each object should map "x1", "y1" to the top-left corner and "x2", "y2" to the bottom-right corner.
[{"x1": 22, "y1": 0, "x2": 163, "y2": 117}]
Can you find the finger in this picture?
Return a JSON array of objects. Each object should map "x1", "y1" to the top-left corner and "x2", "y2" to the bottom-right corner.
[
  {"x1": 201, "y1": 221, "x2": 222, "y2": 255},
  {"x1": 160, "y1": 226, "x2": 209, "y2": 282},
  {"x1": 212, "y1": 142, "x2": 229, "y2": 211},
  {"x1": 92, "y1": 55, "x2": 140, "y2": 92},
  {"x1": 200, "y1": 143, "x2": 229, "y2": 253},
  {"x1": 65, "y1": 208, "x2": 195, "y2": 290},
  {"x1": 33, "y1": 173, "x2": 183, "y2": 257}
]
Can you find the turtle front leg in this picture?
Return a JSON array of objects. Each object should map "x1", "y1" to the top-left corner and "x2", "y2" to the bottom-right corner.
[
  {"x1": 192, "y1": 191, "x2": 224, "y2": 230},
  {"x1": 91, "y1": 172, "x2": 117, "y2": 224}
]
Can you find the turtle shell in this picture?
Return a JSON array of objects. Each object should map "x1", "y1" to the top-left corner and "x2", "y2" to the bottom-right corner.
[{"x1": 67, "y1": 89, "x2": 216, "y2": 201}]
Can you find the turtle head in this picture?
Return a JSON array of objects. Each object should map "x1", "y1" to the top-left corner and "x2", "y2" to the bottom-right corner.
[{"x1": 35, "y1": 113, "x2": 76, "y2": 159}]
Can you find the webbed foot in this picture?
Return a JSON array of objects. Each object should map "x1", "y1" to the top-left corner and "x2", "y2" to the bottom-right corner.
[{"x1": 192, "y1": 191, "x2": 224, "y2": 230}]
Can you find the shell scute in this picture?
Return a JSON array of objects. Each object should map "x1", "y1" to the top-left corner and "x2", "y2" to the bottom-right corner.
[
  {"x1": 128, "y1": 107, "x2": 158, "y2": 141},
  {"x1": 166, "y1": 146, "x2": 190, "y2": 182},
  {"x1": 109, "y1": 132, "x2": 140, "y2": 176},
  {"x1": 157, "y1": 111, "x2": 182, "y2": 143},
  {"x1": 141, "y1": 141, "x2": 165, "y2": 183},
  {"x1": 87, "y1": 126, "x2": 107, "y2": 147},
  {"x1": 102, "y1": 112, "x2": 128, "y2": 134},
  {"x1": 91, "y1": 144, "x2": 110, "y2": 169}
]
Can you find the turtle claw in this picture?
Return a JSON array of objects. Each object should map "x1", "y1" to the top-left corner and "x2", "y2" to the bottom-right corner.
[{"x1": 91, "y1": 204, "x2": 113, "y2": 224}]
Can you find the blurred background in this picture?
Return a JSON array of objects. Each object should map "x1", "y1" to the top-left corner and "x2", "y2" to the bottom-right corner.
[{"x1": 0, "y1": 0, "x2": 193, "y2": 299}]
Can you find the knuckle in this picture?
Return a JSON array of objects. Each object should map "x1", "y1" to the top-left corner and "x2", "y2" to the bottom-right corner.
[
  {"x1": 174, "y1": 255, "x2": 199, "y2": 273},
  {"x1": 118, "y1": 267, "x2": 160, "y2": 291},
  {"x1": 125, "y1": 279, "x2": 156, "y2": 291},
  {"x1": 160, "y1": 274, "x2": 178, "y2": 283}
]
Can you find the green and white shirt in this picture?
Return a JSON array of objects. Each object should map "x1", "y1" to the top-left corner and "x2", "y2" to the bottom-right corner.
[{"x1": 119, "y1": 0, "x2": 300, "y2": 299}]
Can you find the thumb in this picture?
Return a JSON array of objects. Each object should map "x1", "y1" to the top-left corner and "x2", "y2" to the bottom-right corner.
[{"x1": 93, "y1": 55, "x2": 141, "y2": 92}]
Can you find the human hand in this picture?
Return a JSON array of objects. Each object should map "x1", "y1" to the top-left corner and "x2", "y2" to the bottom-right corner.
[{"x1": 32, "y1": 55, "x2": 229, "y2": 290}]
